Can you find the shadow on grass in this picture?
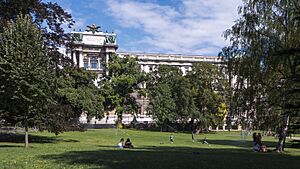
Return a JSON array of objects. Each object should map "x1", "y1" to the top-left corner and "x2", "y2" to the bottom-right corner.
[
  {"x1": 40, "y1": 146, "x2": 300, "y2": 169},
  {"x1": 0, "y1": 145, "x2": 23, "y2": 148},
  {"x1": 0, "y1": 133, "x2": 79, "y2": 144},
  {"x1": 197, "y1": 139, "x2": 279, "y2": 148}
]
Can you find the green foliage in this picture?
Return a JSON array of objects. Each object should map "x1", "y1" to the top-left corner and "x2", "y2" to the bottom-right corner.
[
  {"x1": 149, "y1": 82, "x2": 176, "y2": 127},
  {"x1": 0, "y1": 1, "x2": 105, "y2": 137},
  {"x1": 47, "y1": 67, "x2": 104, "y2": 134},
  {"x1": 147, "y1": 65, "x2": 193, "y2": 129},
  {"x1": 147, "y1": 63, "x2": 226, "y2": 131},
  {"x1": 187, "y1": 62, "x2": 227, "y2": 130},
  {"x1": 221, "y1": 0, "x2": 300, "y2": 150},
  {"x1": 0, "y1": 13, "x2": 103, "y2": 138},
  {"x1": 0, "y1": 15, "x2": 54, "y2": 130},
  {"x1": 172, "y1": 76, "x2": 197, "y2": 123},
  {"x1": 0, "y1": 0, "x2": 74, "y2": 48},
  {"x1": 101, "y1": 54, "x2": 146, "y2": 122}
]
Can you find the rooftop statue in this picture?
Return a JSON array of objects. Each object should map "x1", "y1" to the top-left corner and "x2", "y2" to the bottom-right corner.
[
  {"x1": 72, "y1": 33, "x2": 83, "y2": 41},
  {"x1": 105, "y1": 35, "x2": 116, "y2": 44},
  {"x1": 86, "y1": 24, "x2": 101, "y2": 34}
]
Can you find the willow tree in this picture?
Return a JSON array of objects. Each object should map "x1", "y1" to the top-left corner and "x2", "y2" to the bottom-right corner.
[{"x1": 222, "y1": 0, "x2": 300, "y2": 152}]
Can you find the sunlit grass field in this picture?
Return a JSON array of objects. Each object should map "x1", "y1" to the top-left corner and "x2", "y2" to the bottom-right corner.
[{"x1": 0, "y1": 129, "x2": 299, "y2": 169}]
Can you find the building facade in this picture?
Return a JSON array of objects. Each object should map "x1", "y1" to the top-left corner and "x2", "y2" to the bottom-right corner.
[
  {"x1": 70, "y1": 24, "x2": 118, "y2": 81},
  {"x1": 70, "y1": 25, "x2": 227, "y2": 128}
]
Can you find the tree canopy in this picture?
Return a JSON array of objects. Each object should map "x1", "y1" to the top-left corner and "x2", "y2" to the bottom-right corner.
[
  {"x1": 220, "y1": 0, "x2": 300, "y2": 151},
  {"x1": 0, "y1": 1, "x2": 103, "y2": 147},
  {"x1": 0, "y1": 15, "x2": 55, "y2": 147},
  {"x1": 147, "y1": 64, "x2": 226, "y2": 132},
  {"x1": 100, "y1": 54, "x2": 146, "y2": 125}
]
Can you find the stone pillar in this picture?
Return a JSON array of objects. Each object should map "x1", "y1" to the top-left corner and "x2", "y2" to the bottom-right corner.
[
  {"x1": 222, "y1": 125, "x2": 226, "y2": 131},
  {"x1": 78, "y1": 52, "x2": 84, "y2": 68},
  {"x1": 141, "y1": 96, "x2": 144, "y2": 115},
  {"x1": 72, "y1": 51, "x2": 77, "y2": 65},
  {"x1": 144, "y1": 65, "x2": 149, "y2": 73},
  {"x1": 105, "y1": 53, "x2": 109, "y2": 76}
]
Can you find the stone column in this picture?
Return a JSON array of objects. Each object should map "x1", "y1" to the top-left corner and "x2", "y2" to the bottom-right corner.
[
  {"x1": 105, "y1": 53, "x2": 109, "y2": 76},
  {"x1": 79, "y1": 52, "x2": 84, "y2": 68},
  {"x1": 72, "y1": 51, "x2": 77, "y2": 65}
]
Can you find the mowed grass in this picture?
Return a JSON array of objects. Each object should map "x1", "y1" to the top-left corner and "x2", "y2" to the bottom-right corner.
[{"x1": 0, "y1": 129, "x2": 299, "y2": 169}]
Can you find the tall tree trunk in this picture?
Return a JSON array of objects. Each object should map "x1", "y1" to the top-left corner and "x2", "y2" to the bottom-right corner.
[
  {"x1": 276, "y1": 114, "x2": 289, "y2": 152},
  {"x1": 25, "y1": 125, "x2": 29, "y2": 148}
]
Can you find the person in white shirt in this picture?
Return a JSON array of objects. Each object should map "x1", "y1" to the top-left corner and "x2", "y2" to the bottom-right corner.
[{"x1": 117, "y1": 138, "x2": 124, "y2": 148}]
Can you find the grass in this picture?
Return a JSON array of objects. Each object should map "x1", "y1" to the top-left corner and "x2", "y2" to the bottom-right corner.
[{"x1": 0, "y1": 129, "x2": 299, "y2": 169}]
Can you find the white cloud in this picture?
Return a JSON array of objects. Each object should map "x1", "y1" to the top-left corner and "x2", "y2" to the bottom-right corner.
[{"x1": 105, "y1": 0, "x2": 242, "y2": 55}]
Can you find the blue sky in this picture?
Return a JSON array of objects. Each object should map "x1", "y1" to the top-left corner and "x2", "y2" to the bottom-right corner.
[{"x1": 46, "y1": 0, "x2": 243, "y2": 56}]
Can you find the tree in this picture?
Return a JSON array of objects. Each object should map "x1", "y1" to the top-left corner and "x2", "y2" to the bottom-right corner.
[
  {"x1": 0, "y1": 15, "x2": 54, "y2": 147},
  {"x1": 172, "y1": 76, "x2": 197, "y2": 131},
  {"x1": 148, "y1": 82, "x2": 176, "y2": 131},
  {"x1": 0, "y1": 0, "x2": 105, "y2": 135},
  {"x1": 147, "y1": 65, "x2": 199, "y2": 131},
  {"x1": 0, "y1": 0, "x2": 74, "y2": 48},
  {"x1": 147, "y1": 65, "x2": 181, "y2": 130},
  {"x1": 187, "y1": 62, "x2": 227, "y2": 132},
  {"x1": 222, "y1": 0, "x2": 300, "y2": 152},
  {"x1": 47, "y1": 67, "x2": 104, "y2": 134},
  {"x1": 101, "y1": 54, "x2": 146, "y2": 125}
]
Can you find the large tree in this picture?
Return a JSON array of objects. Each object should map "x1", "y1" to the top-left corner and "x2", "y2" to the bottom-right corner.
[
  {"x1": 0, "y1": 15, "x2": 55, "y2": 147},
  {"x1": 187, "y1": 62, "x2": 227, "y2": 132},
  {"x1": 100, "y1": 54, "x2": 146, "y2": 126},
  {"x1": 147, "y1": 65, "x2": 182, "y2": 130},
  {"x1": 148, "y1": 82, "x2": 176, "y2": 131},
  {"x1": 47, "y1": 67, "x2": 104, "y2": 135},
  {"x1": 222, "y1": 0, "x2": 300, "y2": 151},
  {"x1": 0, "y1": 0, "x2": 102, "y2": 144},
  {"x1": 147, "y1": 65, "x2": 202, "y2": 131}
]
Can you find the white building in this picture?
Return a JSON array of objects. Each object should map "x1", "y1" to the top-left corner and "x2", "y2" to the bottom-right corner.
[{"x1": 70, "y1": 25, "x2": 225, "y2": 127}]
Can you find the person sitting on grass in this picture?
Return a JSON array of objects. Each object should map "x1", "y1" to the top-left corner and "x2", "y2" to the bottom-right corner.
[
  {"x1": 124, "y1": 138, "x2": 134, "y2": 148},
  {"x1": 202, "y1": 137, "x2": 209, "y2": 144},
  {"x1": 257, "y1": 133, "x2": 268, "y2": 153},
  {"x1": 117, "y1": 138, "x2": 124, "y2": 149},
  {"x1": 252, "y1": 132, "x2": 268, "y2": 152},
  {"x1": 170, "y1": 135, "x2": 174, "y2": 144}
]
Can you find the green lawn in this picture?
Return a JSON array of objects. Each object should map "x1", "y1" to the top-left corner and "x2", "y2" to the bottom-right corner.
[{"x1": 0, "y1": 129, "x2": 299, "y2": 169}]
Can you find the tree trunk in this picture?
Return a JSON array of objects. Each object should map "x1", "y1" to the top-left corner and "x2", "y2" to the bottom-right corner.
[
  {"x1": 25, "y1": 125, "x2": 29, "y2": 148},
  {"x1": 276, "y1": 114, "x2": 289, "y2": 152}
]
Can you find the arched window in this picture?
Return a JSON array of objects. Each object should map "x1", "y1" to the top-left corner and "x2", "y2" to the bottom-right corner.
[{"x1": 90, "y1": 57, "x2": 98, "y2": 69}]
